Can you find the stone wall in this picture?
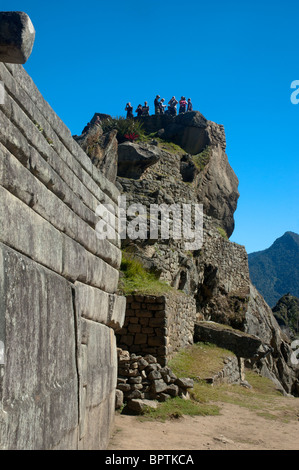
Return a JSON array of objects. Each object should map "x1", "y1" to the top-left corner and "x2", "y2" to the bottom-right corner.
[
  {"x1": 116, "y1": 292, "x2": 197, "y2": 365},
  {"x1": 0, "y1": 62, "x2": 126, "y2": 449}
]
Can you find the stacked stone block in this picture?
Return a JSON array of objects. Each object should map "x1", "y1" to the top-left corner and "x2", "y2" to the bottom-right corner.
[
  {"x1": 116, "y1": 293, "x2": 197, "y2": 365},
  {"x1": 0, "y1": 61, "x2": 125, "y2": 450}
]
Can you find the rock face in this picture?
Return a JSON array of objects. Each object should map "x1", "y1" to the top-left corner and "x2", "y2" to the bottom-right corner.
[
  {"x1": 112, "y1": 114, "x2": 299, "y2": 396},
  {"x1": 74, "y1": 122, "x2": 118, "y2": 183},
  {"x1": 0, "y1": 61, "x2": 126, "y2": 449},
  {"x1": 272, "y1": 293, "x2": 299, "y2": 338},
  {"x1": 117, "y1": 142, "x2": 161, "y2": 179},
  {"x1": 195, "y1": 145, "x2": 239, "y2": 238},
  {"x1": 194, "y1": 321, "x2": 267, "y2": 359},
  {"x1": 0, "y1": 12, "x2": 35, "y2": 64}
]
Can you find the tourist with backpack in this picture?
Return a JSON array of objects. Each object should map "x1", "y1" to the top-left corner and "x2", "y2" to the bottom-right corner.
[{"x1": 179, "y1": 96, "x2": 187, "y2": 114}]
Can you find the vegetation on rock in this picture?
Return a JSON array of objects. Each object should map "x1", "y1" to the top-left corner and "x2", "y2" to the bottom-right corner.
[
  {"x1": 272, "y1": 293, "x2": 299, "y2": 337},
  {"x1": 119, "y1": 251, "x2": 172, "y2": 295}
]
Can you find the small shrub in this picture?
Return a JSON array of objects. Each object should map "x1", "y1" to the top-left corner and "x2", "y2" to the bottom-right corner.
[{"x1": 100, "y1": 117, "x2": 145, "y2": 143}]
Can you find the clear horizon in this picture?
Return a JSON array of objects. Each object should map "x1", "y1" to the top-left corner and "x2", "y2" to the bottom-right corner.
[{"x1": 1, "y1": 0, "x2": 298, "y2": 253}]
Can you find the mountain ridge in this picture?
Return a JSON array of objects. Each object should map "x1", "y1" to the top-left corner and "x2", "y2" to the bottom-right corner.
[{"x1": 248, "y1": 231, "x2": 299, "y2": 307}]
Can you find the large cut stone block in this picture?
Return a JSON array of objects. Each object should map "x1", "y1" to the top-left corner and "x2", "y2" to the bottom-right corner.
[
  {"x1": 0, "y1": 243, "x2": 78, "y2": 449},
  {"x1": 194, "y1": 321, "x2": 267, "y2": 359},
  {"x1": 78, "y1": 319, "x2": 117, "y2": 450},
  {"x1": 0, "y1": 12, "x2": 35, "y2": 64},
  {"x1": 75, "y1": 282, "x2": 126, "y2": 330}
]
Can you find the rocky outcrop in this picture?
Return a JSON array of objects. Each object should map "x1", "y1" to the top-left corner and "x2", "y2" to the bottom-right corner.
[
  {"x1": 0, "y1": 12, "x2": 35, "y2": 64},
  {"x1": 137, "y1": 112, "x2": 226, "y2": 155},
  {"x1": 195, "y1": 145, "x2": 239, "y2": 238},
  {"x1": 272, "y1": 293, "x2": 299, "y2": 338},
  {"x1": 117, "y1": 142, "x2": 161, "y2": 179},
  {"x1": 194, "y1": 321, "x2": 267, "y2": 359},
  {"x1": 74, "y1": 122, "x2": 118, "y2": 183},
  {"x1": 245, "y1": 284, "x2": 299, "y2": 396},
  {"x1": 112, "y1": 115, "x2": 298, "y2": 396}
]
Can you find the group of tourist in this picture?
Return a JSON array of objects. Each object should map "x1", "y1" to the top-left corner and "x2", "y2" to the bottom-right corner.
[{"x1": 125, "y1": 95, "x2": 193, "y2": 119}]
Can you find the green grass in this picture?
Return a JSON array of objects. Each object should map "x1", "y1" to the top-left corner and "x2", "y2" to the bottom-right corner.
[
  {"x1": 142, "y1": 396, "x2": 220, "y2": 421},
  {"x1": 137, "y1": 132, "x2": 186, "y2": 155},
  {"x1": 169, "y1": 342, "x2": 234, "y2": 380},
  {"x1": 191, "y1": 146, "x2": 211, "y2": 171},
  {"x1": 217, "y1": 227, "x2": 229, "y2": 240},
  {"x1": 119, "y1": 252, "x2": 172, "y2": 295},
  {"x1": 141, "y1": 342, "x2": 299, "y2": 423}
]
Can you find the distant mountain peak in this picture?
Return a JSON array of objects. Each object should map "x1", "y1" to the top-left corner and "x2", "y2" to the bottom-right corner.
[{"x1": 248, "y1": 231, "x2": 299, "y2": 307}]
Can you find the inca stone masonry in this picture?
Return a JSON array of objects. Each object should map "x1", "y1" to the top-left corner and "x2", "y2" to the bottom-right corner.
[{"x1": 0, "y1": 12, "x2": 126, "y2": 450}]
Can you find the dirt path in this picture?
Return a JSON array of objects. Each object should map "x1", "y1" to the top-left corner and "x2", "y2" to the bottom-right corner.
[{"x1": 108, "y1": 402, "x2": 299, "y2": 450}]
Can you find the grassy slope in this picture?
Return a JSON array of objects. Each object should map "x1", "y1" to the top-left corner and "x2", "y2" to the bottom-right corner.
[{"x1": 142, "y1": 343, "x2": 299, "y2": 423}]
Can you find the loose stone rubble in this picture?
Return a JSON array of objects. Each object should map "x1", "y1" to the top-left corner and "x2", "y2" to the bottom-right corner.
[{"x1": 116, "y1": 348, "x2": 194, "y2": 413}]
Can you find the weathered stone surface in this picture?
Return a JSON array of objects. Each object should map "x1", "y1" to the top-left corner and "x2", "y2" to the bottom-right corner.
[
  {"x1": 3, "y1": 63, "x2": 119, "y2": 203},
  {"x1": 117, "y1": 293, "x2": 196, "y2": 364},
  {"x1": 245, "y1": 284, "x2": 299, "y2": 396},
  {"x1": 0, "y1": 142, "x2": 121, "y2": 267},
  {"x1": 117, "y1": 142, "x2": 161, "y2": 179},
  {"x1": 194, "y1": 321, "x2": 266, "y2": 359},
  {"x1": 75, "y1": 124, "x2": 118, "y2": 184},
  {"x1": 75, "y1": 282, "x2": 126, "y2": 330},
  {"x1": 165, "y1": 384, "x2": 179, "y2": 397},
  {"x1": 175, "y1": 378, "x2": 194, "y2": 389},
  {"x1": 127, "y1": 399, "x2": 158, "y2": 413},
  {"x1": 78, "y1": 319, "x2": 117, "y2": 450},
  {"x1": 115, "y1": 390, "x2": 124, "y2": 409},
  {"x1": 151, "y1": 379, "x2": 168, "y2": 394},
  {"x1": 195, "y1": 145, "x2": 239, "y2": 238},
  {"x1": 0, "y1": 55, "x2": 125, "y2": 450},
  {"x1": 0, "y1": 244, "x2": 78, "y2": 450},
  {"x1": 0, "y1": 12, "x2": 35, "y2": 64}
]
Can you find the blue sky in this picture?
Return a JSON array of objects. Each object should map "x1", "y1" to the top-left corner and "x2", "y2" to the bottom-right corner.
[{"x1": 2, "y1": 0, "x2": 299, "y2": 253}]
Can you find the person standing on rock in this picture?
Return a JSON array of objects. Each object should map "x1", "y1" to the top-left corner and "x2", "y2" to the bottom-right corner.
[
  {"x1": 142, "y1": 101, "x2": 150, "y2": 116},
  {"x1": 135, "y1": 104, "x2": 143, "y2": 117},
  {"x1": 187, "y1": 98, "x2": 193, "y2": 112},
  {"x1": 179, "y1": 96, "x2": 187, "y2": 114},
  {"x1": 125, "y1": 102, "x2": 133, "y2": 119},
  {"x1": 168, "y1": 96, "x2": 178, "y2": 116},
  {"x1": 159, "y1": 98, "x2": 166, "y2": 114},
  {"x1": 154, "y1": 95, "x2": 161, "y2": 115}
]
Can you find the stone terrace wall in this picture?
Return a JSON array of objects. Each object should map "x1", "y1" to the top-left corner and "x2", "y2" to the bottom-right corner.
[
  {"x1": 0, "y1": 62, "x2": 126, "y2": 450},
  {"x1": 116, "y1": 292, "x2": 197, "y2": 365}
]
